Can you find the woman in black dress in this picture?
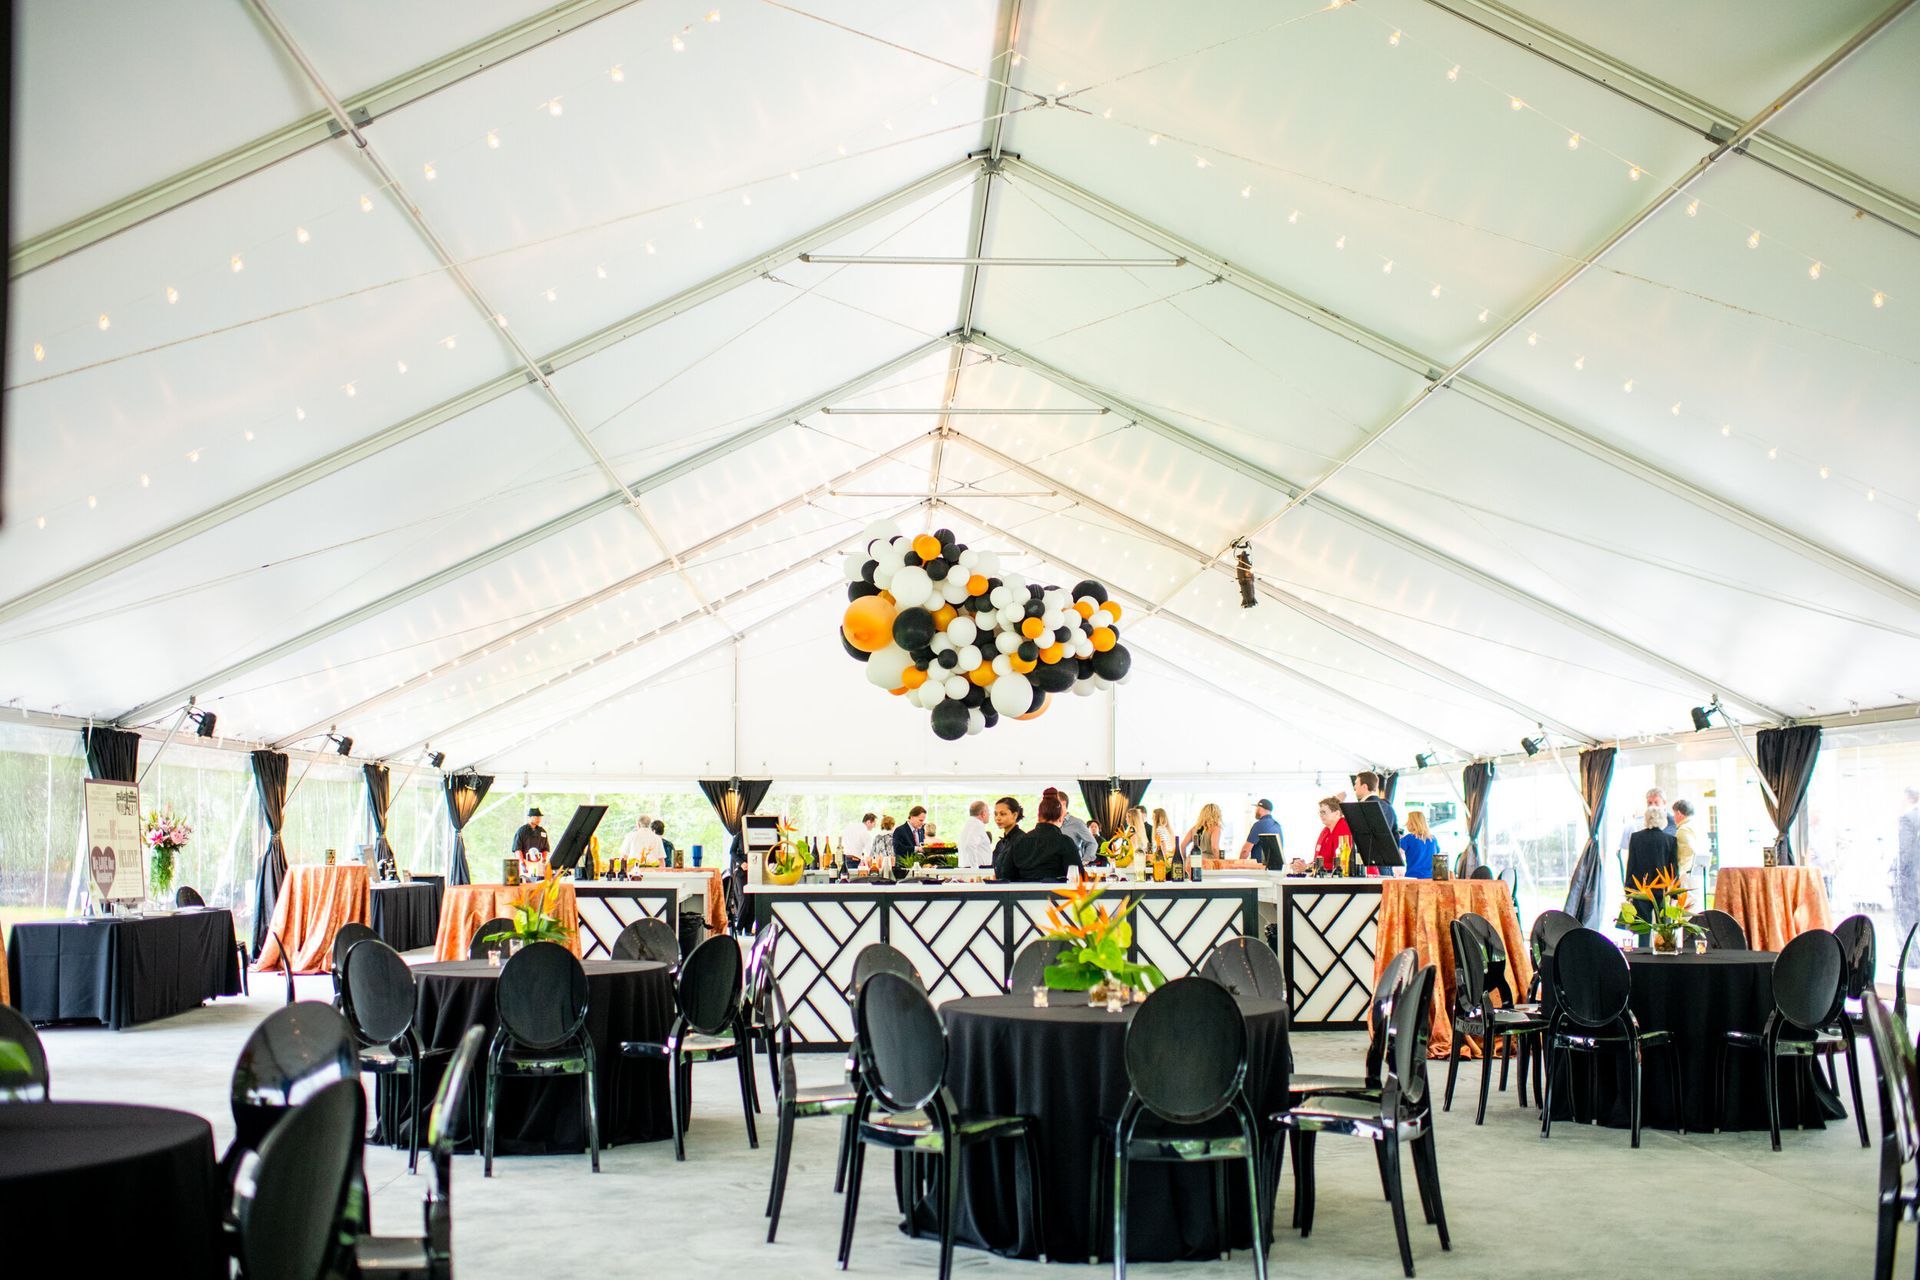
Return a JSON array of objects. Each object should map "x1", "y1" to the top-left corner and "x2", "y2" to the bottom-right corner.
[
  {"x1": 1624, "y1": 805, "x2": 1679, "y2": 888},
  {"x1": 1000, "y1": 792, "x2": 1079, "y2": 882}
]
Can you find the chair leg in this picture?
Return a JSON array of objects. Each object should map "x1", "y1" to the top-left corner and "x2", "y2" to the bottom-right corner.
[
  {"x1": 834, "y1": 1111, "x2": 854, "y2": 1194},
  {"x1": 668, "y1": 1051, "x2": 687, "y2": 1162},
  {"x1": 1213, "y1": 1161, "x2": 1229, "y2": 1259},
  {"x1": 1383, "y1": 1135, "x2": 1415, "y2": 1278},
  {"x1": 1476, "y1": 1035, "x2": 1495, "y2": 1125},
  {"x1": 1374, "y1": 1142, "x2": 1393, "y2": 1201},
  {"x1": 1290, "y1": 1130, "x2": 1304, "y2": 1229},
  {"x1": 1442, "y1": 1022, "x2": 1462, "y2": 1112},
  {"x1": 1413, "y1": 1133, "x2": 1450, "y2": 1251},
  {"x1": 1874, "y1": 1198, "x2": 1898, "y2": 1280},
  {"x1": 1021, "y1": 1124, "x2": 1048, "y2": 1262},
  {"x1": 1667, "y1": 1044, "x2": 1685, "y2": 1136},
  {"x1": 483, "y1": 1059, "x2": 498, "y2": 1177},
  {"x1": 1408, "y1": 1132, "x2": 1435, "y2": 1225},
  {"x1": 1299, "y1": 1132, "x2": 1318, "y2": 1239},
  {"x1": 1630, "y1": 1037, "x2": 1644, "y2": 1149},
  {"x1": 1845, "y1": 1027, "x2": 1870, "y2": 1148},
  {"x1": 583, "y1": 1042, "x2": 601, "y2": 1174},
  {"x1": 1499, "y1": 1033, "x2": 1511, "y2": 1093},
  {"x1": 936, "y1": 1152, "x2": 958, "y2": 1280},
  {"x1": 1088, "y1": 1132, "x2": 1107, "y2": 1264},
  {"x1": 837, "y1": 1131, "x2": 867, "y2": 1270},
  {"x1": 1763, "y1": 1034, "x2": 1782, "y2": 1153},
  {"x1": 1243, "y1": 1137, "x2": 1270, "y2": 1280},
  {"x1": 735, "y1": 1048, "x2": 761, "y2": 1149},
  {"x1": 1112, "y1": 1137, "x2": 1130, "y2": 1280},
  {"x1": 407, "y1": 1063, "x2": 422, "y2": 1175},
  {"x1": 1540, "y1": 1040, "x2": 1558, "y2": 1139}
]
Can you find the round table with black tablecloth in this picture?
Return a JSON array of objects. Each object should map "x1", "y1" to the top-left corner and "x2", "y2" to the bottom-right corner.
[
  {"x1": 369, "y1": 882, "x2": 439, "y2": 952},
  {"x1": 1546, "y1": 949, "x2": 1845, "y2": 1133},
  {"x1": 0, "y1": 1102, "x2": 224, "y2": 1277},
  {"x1": 927, "y1": 993, "x2": 1290, "y2": 1264},
  {"x1": 375, "y1": 958, "x2": 677, "y2": 1155}
]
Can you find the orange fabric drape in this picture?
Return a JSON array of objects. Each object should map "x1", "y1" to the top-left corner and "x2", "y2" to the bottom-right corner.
[
  {"x1": 434, "y1": 883, "x2": 581, "y2": 961},
  {"x1": 1713, "y1": 866, "x2": 1831, "y2": 952},
  {"x1": 1372, "y1": 879, "x2": 1531, "y2": 1060},
  {"x1": 253, "y1": 864, "x2": 371, "y2": 975},
  {"x1": 1, "y1": 928, "x2": 10, "y2": 1006}
]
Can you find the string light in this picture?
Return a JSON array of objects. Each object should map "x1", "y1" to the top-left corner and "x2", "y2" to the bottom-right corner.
[
  {"x1": 1819, "y1": 465, "x2": 1830, "y2": 479},
  {"x1": 1808, "y1": 261, "x2": 1822, "y2": 280},
  {"x1": 1334, "y1": 235, "x2": 1346, "y2": 249},
  {"x1": 1388, "y1": 29, "x2": 1401, "y2": 44},
  {"x1": 140, "y1": 473, "x2": 151, "y2": 487},
  {"x1": 1477, "y1": 308, "x2": 1489, "y2": 322},
  {"x1": 692, "y1": 217, "x2": 704, "y2": 230},
  {"x1": 1430, "y1": 284, "x2": 1442, "y2": 298},
  {"x1": 1573, "y1": 355, "x2": 1585, "y2": 370},
  {"x1": 1524, "y1": 331, "x2": 1537, "y2": 345},
  {"x1": 166, "y1": 286, "x2": 179, "y2": 304},
  {"x1": 645, "y1": 241, "x2": 656, "y2": 254},
  {"x1": 36, "y1": 516, "x2": 45, "y2": 529},
  {"x1": 360, "y1": 195, "x2": 373, "y2": 212},
  {"x1": 1509, "y1": 97, "x2": 1525, "y2": 111},
  {"x1": 671, "y1": 33, "x2": 685, "y2": 51},
  {"x1": 1381, "y1": 259, "x2": 1393, "y2": 273},
  {"x1": 32, "y1": 343, "x2": 45, "y2": 361},
  {"x1": 1147, "y1": 133, "x2": 1160, "y2": 146},
  {"x1": 343, "y1": 382, "x2": 357, "y2": 397},
  {"x1": 494, "y1": 313, "x2": 509, "y2": 328},
  {"x1": 1627, "y1": 165, "x2": 1641, "y2": 181},
  {"x1": 441, "y1": 335, "x2": 457, "y2": 350},
  {"x1": 296, "y1": 226, "x2": 310, "y2": 244},
  {"x1": 596, "y1": 265, "x2": 607, "y2": 279},
  {"x1": 97, "y1": 314, "x2": 110, "y2": 331},
  {"x1": 1567, "y1": 132, "x2": 1580, "y2": 150},
  {"x1": 547, "y1": 97, "x2": 564, "y2": 116},
  {"x1": 1240, "y1": 184, "x2": 1252, "y2": 198},
  {"x1": 1873, "y1": 291, "x2": 1887, "y2": 307},
  {"x1": 187, "y1": 450, "x2": 201, "y2": 462},
  {"x1": 1868, "y1": 488, "x2": 1876, "y2": 501},
  {"x1": 396, "y1": 360, "x2": 408, "y2": 374},
  {"x1": 1720, "y1": 424, "x2": 1732, "y2": 437},
  {"x1": 230, "y1": 255, "x2": 243, "y2": 272},
  {"x1": 1686, "y1": 200, "x2": 1699, "y2": 217},
  {"x1": 544, "y1": 288, "x2": 557, "y2": 302},
  {"x1": 486, "y1": 130, "x2": 501, "y2": 149},
  {"x1": 423, "y1": 162, "x2": 437, "y2": 181},
  {"x1": 1747, "y1": 230, "x2": 1761, "y2": 249},
  {"x1": 1669, "y1": 401, "x2": 1682, "y2": 414},
  {"x1": 243, "y1": 430, "x2": 254, "y2": 442},
  {"x1": 1767, "y1": 447, "x2": 1778, "y2": 460},
  {"x1": 1622, "y1": 378, "x2": 1634, "y2": 392},
  {"x1": 295, "y1": 407, "x2": 306, "y2": 421},
  {"x1": 1446, "y1": 64, "x2": 1459, "y2": 80},
  {"x1": 706, "y1": 8, "x2": 719, "y2": 20},
  {"x1": 609, "y1": 64, "x2": 624, "y2": 82},
  {"x1": 87, "y1": 495, "x2": 97, "y2": 509},
  {"x1": 741, "y1": 193, "x2": 751, "y2": 206}
]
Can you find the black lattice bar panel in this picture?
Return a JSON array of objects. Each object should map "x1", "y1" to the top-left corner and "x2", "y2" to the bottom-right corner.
[
  {"x1": 575, "y1": 885, "x2": 678, "y2": 960},
  {"x1": 1283, "y1": 883, "x2": 1381, "y2": 1029}
]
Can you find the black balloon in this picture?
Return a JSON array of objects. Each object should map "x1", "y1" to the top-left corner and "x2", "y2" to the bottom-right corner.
[
  {"x1": 848, "y1": 581, "x2": 879, "y2": 601},
  {"x1": 892, "y1": 607, "x2": 935, "y2": 650},
  {"x1": 935, "y1": 527, "x2": 955, "y2": 546},
  {"x1": 903, "y1": 550, "x2": 922, "y2": 567},
  {"x1": 1017, "y1": 640, "x2": 1038, "y2": 663},
  {"x1": 1033, "y1": 661, "x2": 1076, "y2": 694},
  {"x1": 1027, "y1": 682, "x2": 1046, "y2": 714},
  {"x1": 937, "y1": 649, "x2": 960, "y2": 669},
  {"x1": 861, "y1": 559, "x2": 878, "y2": 584},
  {"x1": 926, "y1": 558, "x2": 949, "y2": 581},
  {"x1": 1022, "y1": 599, "x2": 1045, "y2": 619},
  {"x1": 1091, "y1": 644, "x2": 1132, "y2": 682},
  {"x1": 930, "y1": 699, "x2": 969, "y2": 741},
  {"x1": 911, "y1": 646, "x2": 936, "y2": 666},
  {"x1": 1054, "y1": 626, "x2": 1073, "y2": 644},
  {"x1": 981, "y1": 706, "x2": 1000, "y2": 729},
  {"x1": 1077, "y1": 657, "x2": 1095, "y2": 681},
  {"x1": 840, "y1": 632, "x2": 869, "y2": 663},
  {"x1": 963, "y1": 683, "x2": 987, "y2": 709},
  {"x1": 1028, "y1": 583, "x2": 1046, "y2": 598},
  {"x1": 1072, "y1": 579, "x2": 1109, "y2": 604}
]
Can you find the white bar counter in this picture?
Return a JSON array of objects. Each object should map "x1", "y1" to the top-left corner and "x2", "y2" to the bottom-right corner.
[{"x1": 746, "y1": 878, "x2": 1261, "y2": 1048}]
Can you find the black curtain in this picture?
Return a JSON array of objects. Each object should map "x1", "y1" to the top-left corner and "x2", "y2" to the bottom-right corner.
[
  {"x1": 1379, "y1": 771, "x2": 1399, "y2": 807},
  {"x1": 1076, "y1": 778, "x2": 1150, "y2": 838},
  {"x1": 699, "y1": 778, "x2": 772, "y2": 867},
  {"x1": 1461, "y1": 761, "x2": 1495, "y2": 875},
  {"x1": 80, "y1": 726, "x2": 140, "y2": 782},
  {"x1": 444, "y1": 774, "x2": 493, "y2": 886},
  {"x1": 1757, "y1": 726, "x2": 1821, "y2": 867},
  {"x1": 248, "y1": 750, "x2": 289, "y2": 956},
  {"x1": 363, "y1": 763, "x2": 393, "y2": 871},
  {"x1": 1562, "y1": 747, "x2": 1617, "y2": 928}
]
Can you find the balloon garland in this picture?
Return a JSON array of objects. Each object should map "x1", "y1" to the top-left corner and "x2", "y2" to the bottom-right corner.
[{"x1": 838, "y1": 520, "x2": 1133, "y2": 741}]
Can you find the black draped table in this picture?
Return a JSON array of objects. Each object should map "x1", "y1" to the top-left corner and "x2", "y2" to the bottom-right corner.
[
  {"x1": 8, "y1": 911, "x2": 243, "y2": 1029},
  {"x1": 369, "y1": 882, "x2": 439, "y2": 952},
  {"x1": 376, "y1": 958, "x2": 677, "y2": 1155},
  {"x1": 0, "y1": 1102, "x2": 224, "y2": 1277},
  {"x1": 1547, "y1": 948, "x2": 1845, "y2": 1132},
  {"x1": 928, "y1": 993, "x2": 1290, "y2": 1264}
]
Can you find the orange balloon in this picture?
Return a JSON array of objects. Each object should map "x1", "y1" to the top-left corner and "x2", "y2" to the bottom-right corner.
[
  {"x1": 969, "y1": 665, "x2": 997, "y2": 687},
  {"x1": 913, "y1": 534, "x2": 942, "y2": 561},
  {"x1": 1021, "y1": 617, "x2": 1046, "y2": 640},
  {"x1": 966, "y1": 574, "x2": 990, "y2": 595},
  {"x1": 880, "y1": 591, "x2": 895, "y2": 605},
  {"x1": 932, "y1": 605, "x2": 957, "y2": 631},
  {"x1": 1104, "y1": 601, "x2": 1124, "y2": 622},
  {"x1": 842, "y1": 595, "x2": 897, "y2": 653},
  {"x1": 1011, "y1": 655, "x2": 1037, "y2": 674},
  {"x1": 1091, "y1": 626, "x2": 1116, "y2": 652},
  {"x1": 1075, "y1": 600, "x2": 1095, "y2": 619},
  {"x1": 901, "y1": 666, "x2": 928, "y2": 690},
  {"x1": 1015, "y1": 694, "x2": 1049, "y2": 721},
  {"x1": 1039, "y1": 643, "x2": 1065, "y2": 664},
  {"x1": 890, "y1": 686, "x2": 907, "y2": 695}
]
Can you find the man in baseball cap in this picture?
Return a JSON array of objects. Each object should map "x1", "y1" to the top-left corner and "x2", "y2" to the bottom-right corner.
[
  {"x1": 512, "y1": 807, "x2": 550, "y2": 877},
  {"x1": 1242, "y1": 797, "x2": 1284, "y2": 866}
]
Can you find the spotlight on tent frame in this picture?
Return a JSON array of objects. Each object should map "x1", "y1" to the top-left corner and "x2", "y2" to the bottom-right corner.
[
  {"x1": 427, "y1": 751, "x2": 446, "y2": 769},
  {"x1": 186, "y1": 708, "x2": 217, "y2": 738},
  {"x1": 1520, "y1": 734, "x2": 1545, "y2": 757},
  {"x1": 1415, "y1": 751, "x2": 1435, "y2": 770},
  {"x1": 1233, "y1": 538, "x2": 1256, "y2": 609},
  {"x1": 1690, "y1": 698, "x2": 1719, "y2": 732},
  {"x1": 329, "y1": 733, "x2": 354, "y2": 757}
]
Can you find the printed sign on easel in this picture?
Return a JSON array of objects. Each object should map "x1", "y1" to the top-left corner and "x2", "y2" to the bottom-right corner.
[{"x1": 83, "y1": 778, "x2": 146, "y2": 905}]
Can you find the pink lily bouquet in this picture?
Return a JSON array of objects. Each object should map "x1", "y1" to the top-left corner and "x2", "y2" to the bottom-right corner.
[{"x1": 144, "y1": 806, "x2": 193, "y2": 898}]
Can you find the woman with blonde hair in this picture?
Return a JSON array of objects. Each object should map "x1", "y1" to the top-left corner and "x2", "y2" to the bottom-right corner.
[
  {"x1": 1151, "y1": 807, "x2": 1178, "y2": 858},
  {"x1": 1126, "y1": 806, "x2": 1151, "y2": 860},
  {"x1": 1397, "y1": 808, "x2": 1440, "y2": 879},
  {"x1": 1184, "y1": 803, "x2": 1224, "y2": 862}
]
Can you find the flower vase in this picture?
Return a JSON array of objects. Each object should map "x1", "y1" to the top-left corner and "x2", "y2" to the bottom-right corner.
[
  {"x1": 150, "y1": 848, "x2": 174, "y2": 904},
  {"x1": 1652, "y1": 928, "x2": 1680, "y2": 955}
]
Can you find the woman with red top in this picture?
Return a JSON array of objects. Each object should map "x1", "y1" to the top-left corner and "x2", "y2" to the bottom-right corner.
[{"x1": 1312, "y1": 795, "x2": 1351, "y2": 871}]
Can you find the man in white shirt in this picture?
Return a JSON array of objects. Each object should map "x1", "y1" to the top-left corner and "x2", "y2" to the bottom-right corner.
[
  {"x1": 958, "y1": 800, "x2": 994, "y2": 870},
  {"x1": 619, "y1": 814, "x2": 666, "y2": 866},
  {"x1": 842, "y1": 812, "x2": 876, "y2": 861}
]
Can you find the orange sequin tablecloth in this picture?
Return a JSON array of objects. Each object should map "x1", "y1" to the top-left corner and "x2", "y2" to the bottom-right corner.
[
  {"x1": 1713, "y1": 866, "x2": 1831, "y2": 952},
  {"x1": 1, "y1": 927, "x2": 10, "y2": 1006},
  {"x1": 1371, "y1": 879, "x2": 1531, "y2": 1060},
  {"x1": 433, "y1": 883, "x2": 581, "y2": 961},
  {"x1": 254, "y1": 864, "x2": 370, "y2": 975}
]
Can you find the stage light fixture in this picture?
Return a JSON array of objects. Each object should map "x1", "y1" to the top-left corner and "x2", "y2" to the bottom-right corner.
[
  {"x1": 329, "y1": 733, "x2": 354, "y2": 757},
  {"x1": 1690, "y1": 701, "x2": 1715, "y2": 732},
  {"x1": 187, "y1": 708, "x2": 217, "y2": 738},
  {"x1": 1415, "y1": 751, "x2": 1435, "y2": 769},
  {"x1": 1520, "y1": 735, "x2": 1545, "y2": 757},
  {"x1": 1233, "y1": 539, "x2": 1256, "y2": 609},
  {"x1": 428, "y1": 751, "x2": 446, "y2": 769}
]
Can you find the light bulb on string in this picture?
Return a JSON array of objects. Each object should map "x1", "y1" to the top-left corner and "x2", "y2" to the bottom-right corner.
[
  {"x1": 1873, "y1": 291, "x2": 1886, "y2": 307},
  {"x1": 1819, "y1": 465, "x2": 1830, "y2": 479},
  {"x1": 1670, "y1": 401, "x2": 1681, "y2": 415},
  {"x1": 295, "y1": 407, "x2": 306, "y2": 421},
  {"x1": 243, "y1": 431, "x2": 253, "y2": 442},
  {"x1": 1767, "y1": 447, "x2": 1778, "y2": 460},
  {"x1": 645, "y1": 241, "x2": 656, "y2": 254},
  {"x1": 423, "y1": 163, "x2": 436, "y2": 181},
  {"x1": 1747, "y1": 230, "x2": 1760, "y2": 249},
  {"x1": 1525, "y1": 331, "x2": 1537, "y2": 345},
  {"x1": 1622, "y1": 378, "x2": 1634, "y2": 392},
  {"x1": 547, "y1": 97, "x2": 564, "y2": 116},
  {"x1": 1808, "y1": 261, "x2": 1822, "y2": 280},
  {"x1": 741, "y1": 193, "x2": 751, "y2": 206},
  {"x1": 1240, "y1": 184, "x2": 1252, "y2": 198},
  {"x1": 1868, "y1": 488, "x2": 1876, "y2": 502},
  {"x1": 1382, "y1": 259, "x2": 1393, "y2": 273},
  {"x1": 1628, "y1": 165, "x2": 1641, "y2": 180},
  {"x1": 396, "y1": 360, "x2": 408, "y2": 374},
  {"x1": 1686, "y1": 199, "x2": 1699, "y2": 217},
  {"x1": 1446, "y1": 64, "x2": 1459, "y2": 80},
  {"x1": 486, "y1": 130, "x2": 501, "y2": 149},
  {"x1": 1720, "y1": 424, "x2": 1732, "y2": 437},
  {"x1": 1287, "y1": 209, "x2": 1300, "y2": 223},
  {"x1": 1334, "y1": 234, "x2": 1346, "y2": 249},
  {"x1": 1510, "y1": 97, "x2": 1525, "y2": 110},
  {"x1": 1573, "y1": 355, "x2": 1585, "y2": 370},
  {"x1": 343, "y1": 382, "x2": 357, "y2": 398},
  {"x1": 609, "y1": 64, "x2": 624, "y2": 82},
  {"x1": 360, "y1": 195, "x2": 373, "y2": 212},
  {"x1": 1478, "y1": 308, "x2": 1489, "y2": 322},
  {"x1": 140, "y1": 473, "x2": 150, "y2": 486},
  {"x1": 596, "y1": 265, "x2": 607, "y2": 279},
  {"x1": 706, "y1": 9, "x2": 719, "y2": 20},
  {"x1": 1567, "y1": 132, "x2": 1580, "y2": 150},
  {"x1": 296, "y1": 226, "x2": 310, "y2": 244},
  {"x1": 97, "y1": 314, "x2": 110, "y2": 331},
  {"x1": 1388, "y1": 29, "x2": 1401, "y2": 44},
  {"x1": 545, "y1": 288, "x2": 557, "y2": 302},
  {"x1": 166, "y1": 286, "x2": 179, "y2": 304},
  {"x1": 1147, "y1": 134, "x2": 1160, "y2": 146},
  {"x1": 32, "y1": 342, "x2": 44, "y2": 361},
  {"x1": 230, "y1": 255, "x2": 244, "y2": 273},
  {"x1": 1430, "y1": 284, "x2": 1442, "y2": 298},
  {"x1": 442, "y1": 335, "x2": 457, "y2": 350},
  {"x1": 671, "y1": 33, "x2": 685, "y2": 51}
]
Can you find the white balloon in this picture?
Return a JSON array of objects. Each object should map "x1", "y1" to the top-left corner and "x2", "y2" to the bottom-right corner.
[
  {"x1": 973, "y1": 550, "x2": 1000, "y2": 576},
  {"x1": 876, "y1": 538, "x2": 906, "y2": 564},
  {"x1": 966, "y1": 707, "x2": 985, "y2": 735},
  {"x1": 957, "y1": 549, "x2": 978, "y2": 569},
  {"x1": 861, "y1": 519, "x2": 900, "y2": 545},
  {"x1": 1000, "y1": 606, "x2": 1027, "y2": 631},
  {"x1": 992, "y1": 654, "x2": 1013, "y2": 676},
  {"x1": 1092, "y1": 676, "x2": 1113, "y2": 692},
  {"x1": 990, "y1": 672, "x2": 1033, "y2": 717},
  {"x1": 1073, "y1": 680, "x2": 1095, "y2": 697},
  {"x1": 957, "y1": 644, "x2": 982, "y2": 672},
  {"x1": 917, "y1": 682, "x2": 946, "y2": 710},
  {"x1": 946, "y1": 616, "x2": 977, "y2": 646},
  {"x1": 1074, "y1": 635, "x2": 1095, "y2": 660},
  {"x1": 843, "y1": 552, "x2": 867, "y2": 583},
  {"x1": 1077, "y1": 595, "x2": 1098, "y2": 611},
  {"x1": 889, "y1": 566, "x2": 933, "y2": 608},
  {"x1": 989, "y1": 586, "x2": 1012, "y2": 609},
  {"x1": 866, "y1": 644, "x2": 910, "y2": 688},
  {"x1": 930, "y1": 633, "x2": 953, "y2": 654},
  {"x1": 872, "y1": 562, "x2": 896, "y2": 591},
  {"x1": 941, "y1": 576, "x2": 971, "y2": 605},
  {"x1": 995, "y1": 631, "x2": 1020, "y2": 655},
  {"x1": 944, "y1": 675, "x2": 970, "y2": 701}
]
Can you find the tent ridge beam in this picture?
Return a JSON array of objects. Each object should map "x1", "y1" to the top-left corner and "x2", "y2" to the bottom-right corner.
[
  {"x1": 998, "y1": 157, "x2": 1920, "y2": 617},
  {"x1": 1418, "y1": 0, "x2": 1920, "y2": 240},
  {"x1": 966, "y1": 335, "x2": 1791, "y2": 722},
  {"x1": 110, "y1": 340, "x2": 951, "y2": 728},
  {"x1": 946, "y1": 431, "x2": 1599, "y2": 744},
  {"x1": 10, "y1": 0, "x2": 647, "y2": 277},
  {"x1": 0, "y1": 160, "x2": 975, "y2": 631}
]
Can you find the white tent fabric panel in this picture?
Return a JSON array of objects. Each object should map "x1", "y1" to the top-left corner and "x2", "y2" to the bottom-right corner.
[{"x1": 1765, "y1": 14, "x2": 1920, "y2": 205}]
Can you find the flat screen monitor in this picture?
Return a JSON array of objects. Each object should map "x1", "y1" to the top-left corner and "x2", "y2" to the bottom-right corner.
[
  {"x1": 1339, "y1": 801, "x2": 1403, "y2": 869},
  {"x1": 548, "y1": 804, "x2": 608, "y2": 872},
  {"x1": 1255, "y1": 832, "x2": 1284, "y2": 868}
]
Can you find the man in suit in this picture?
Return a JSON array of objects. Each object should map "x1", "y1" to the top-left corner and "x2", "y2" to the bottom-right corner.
[
  {"x1": 892, "y1": 805, "x2": 928, "y2": 861},
  {"x1": 1354, "y1": 771, "x2": 1400, "y2": 840}
]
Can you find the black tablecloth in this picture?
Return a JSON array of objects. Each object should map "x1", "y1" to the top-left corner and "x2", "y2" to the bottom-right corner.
[
  {"x1": 376, "y1": 958, "x2": 677, "y2": 1154},
  {"x1": 369, "y1": 883, "x2": 439, "y2": 952},
  {"x1": 408, "y1": 875, "x2": 447, "y2": 924},
  {"x1": 932, "y1": 993, "x2": 1291, "y2": 1263},
  {"x1": 0, "y1": 1102, "x2": 224, "y2": 1277},
  {"x1": 1547, "y1": 949, "x2": 1845, "y2": 1132},
  {"x1": 7, "y1": 912, "x2": 243, "y2": 1029}
]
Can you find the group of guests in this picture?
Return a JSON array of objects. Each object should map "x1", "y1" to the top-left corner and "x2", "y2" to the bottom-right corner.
[
  {"x1": 1622, "y1": 786, "x2": 1705, "y2": 886},
  {"x1": 1294, "y1": 772, "x2": 1443, "y2": 878}
]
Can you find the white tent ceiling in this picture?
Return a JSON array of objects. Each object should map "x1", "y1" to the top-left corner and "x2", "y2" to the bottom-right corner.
[{"x1": 4, "y1": 0, "x2": 1918, "y2": 781}]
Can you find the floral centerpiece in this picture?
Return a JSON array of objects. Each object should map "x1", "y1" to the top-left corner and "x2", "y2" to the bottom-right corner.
[
  {"x1": 1040, "y1": 884, "x2": 1165, "y2": 1002},
  {"x1": 1616, "y1": 868, "x2": 1706, "y2": 953},
  {"x1": 1101, "y1": 830, "x2": 1135, "y2": 870},
  {"x1": 767, "y1": 820, "x2": 806, "y2": 885},
  {"x1": 482, "y1": 876, "x2": 573, "y2": 947},
  {"x1": 144, "y1": 806, "x2": 192, "y2": 900}
]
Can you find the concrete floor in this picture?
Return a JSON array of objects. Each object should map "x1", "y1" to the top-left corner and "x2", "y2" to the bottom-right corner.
[{"x1": 31, "y1": 977, "x2": 1894, "y2": 1279}]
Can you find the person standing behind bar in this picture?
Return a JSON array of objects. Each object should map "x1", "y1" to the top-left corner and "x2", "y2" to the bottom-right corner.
[
  {"x1": 1052, "y1": 789, "x2": 1097, "y2": 866},
  {"x1": 1625, "y1": 805, "x2": 1678, "y2": 887},
  {"x1": 1354, "y1": 771, "x2": 1400, "y2": 840},
  {"x1": 1671, "y1": 799, "x2": 1702, "y2": 882},
  {"x1": 1242, "y1": 798, "x2": 1284, "y2": 864},
  {"x1": 894, "y1": 806, "x2": 928, "y2": 861},
  {"x1": 1151, "y1": 807, "x2": 1178, "y2": 861},
  {"x1": 990, "y1": 797, "x2": 1027, "y2": 879},
  {"x1": 959, "y1": 800, "x2": 994, "y2": 871},
  {"x1": 1396, "y1": 810, "x2": 1440, "y2": 879},
  {"x1": 512, "y1": 807, "x2": 550, "y2": 877},
  {"x1": 1006, "y1": 791, "x2": 1077, "y2": 882},
  {"x1": 870, "y1": 816, "x2": 895, "y2": 864}
]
